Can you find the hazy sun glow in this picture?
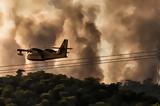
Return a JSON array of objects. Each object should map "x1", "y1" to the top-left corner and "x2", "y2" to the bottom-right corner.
[{"x1": 0, "y1": 1, "x2": 15, "y2": 40}]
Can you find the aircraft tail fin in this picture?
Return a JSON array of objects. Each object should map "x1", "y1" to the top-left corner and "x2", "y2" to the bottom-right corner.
[{"x1": 57, "y1": 39, "x2": 68, "y2": 57}]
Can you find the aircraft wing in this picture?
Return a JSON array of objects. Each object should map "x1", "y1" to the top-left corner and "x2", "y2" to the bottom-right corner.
[{"x1": 17, "y1": 49, "x2": 30, "y2": 52}]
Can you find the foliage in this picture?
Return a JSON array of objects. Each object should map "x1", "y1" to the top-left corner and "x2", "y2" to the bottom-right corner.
[{"x1": 0, "y1": 71, "x2": 158, "y2": 106}]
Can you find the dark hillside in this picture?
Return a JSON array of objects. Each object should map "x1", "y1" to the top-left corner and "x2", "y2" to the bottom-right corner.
[{"x1": 0, "y1": 70, "x2": 159, "y2": 106}]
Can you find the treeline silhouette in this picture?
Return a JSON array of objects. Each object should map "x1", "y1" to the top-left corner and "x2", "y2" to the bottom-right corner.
[{"x1": 0, "y1": 70, "x2": 159, "y2": 106}]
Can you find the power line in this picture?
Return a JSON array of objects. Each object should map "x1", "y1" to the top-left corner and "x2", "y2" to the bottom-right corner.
[
  {"x1": 0, "y1": 53, "x2": 157, "y2": 72},
  {"x1": 5, "y1": 53, "x2": 159, "y2": 71},
  {"x1": 0, "y1": 53, "x2": 157, "y2": 74},
  {"x1": 0, "y1": 55, "x2": 157, "y2": 74},
  {"x1": 0, "y1": 49, "x2": 159, "y2": 68},
  {"x1": 23, "y1": 54, "x2": 158, "y2": 71}
]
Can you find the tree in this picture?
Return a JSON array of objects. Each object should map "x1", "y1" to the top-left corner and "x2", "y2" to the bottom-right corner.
[
  {"x1": 90, "y1": 102, "x2": 111, "y2": 106},
  {"x1": 0, "y1": 71, "x2": 158, "y2": 106},
  {"x1": 0, "y1": 97, "x2": 5, "y2": 106},
  {"x1": 57, "y1": 96, "x2": 76, "y2": 106},
  {"x1": 16, "y1": 69, "x2": 25, "y2": 78},
  {"x1": 6, "y1": 103, "x2": 17, "y2": 106},
  {"x1": 2, "y1": 85, "x2": 14, "y2": 98},
  {"x1": 40, "y1": 93, "x2": 51, "y2": 101},
  {"x1": 41, "y1": 99, "x2": 50, "y2": 106},
  {"x1": 151, "y1": 103, "x2": 160, "y2": 106},
  {"x1": 135, "y1": 102, "x2": 145, "y2": 106}
]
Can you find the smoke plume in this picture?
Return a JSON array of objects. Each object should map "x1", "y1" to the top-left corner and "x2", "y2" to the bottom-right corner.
[
  {"x1": 101, "y1": 0, "x2": 160, "y2": 82},
  {"x1": 51, "y1": 0, "x2": 103, "y2": 80},
  {"x1": 0, "y1": 0, "x2": 160, "y2": 83}
]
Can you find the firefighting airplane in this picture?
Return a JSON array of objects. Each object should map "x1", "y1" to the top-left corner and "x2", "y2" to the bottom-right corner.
[{"x1": 17, "y1": 39, "x2": 72, "y2": 61}]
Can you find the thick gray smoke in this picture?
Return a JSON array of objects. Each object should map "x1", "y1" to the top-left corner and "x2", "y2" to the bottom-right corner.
[
  {"x1": 102, "y1": 0, "x2": 160, "y2": 82},
  {"x1": 16, "y1": 17, "x2": 64, "y2": 48},
  {"x1": 0, "y1": 0, "x2": 103, "y2": 80},
  {"x1": 0, "y1": 0, "x2": 25, "y2": 66},
  {"x1": 51, "y1": 0, "x2": 103, "y2": 80},
  {"x1": 0, "y1": 38, "x2": 25, "y2": 65},
  {"x1": 0, "y1": 0, "x2": 160, "y2": 83}
]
